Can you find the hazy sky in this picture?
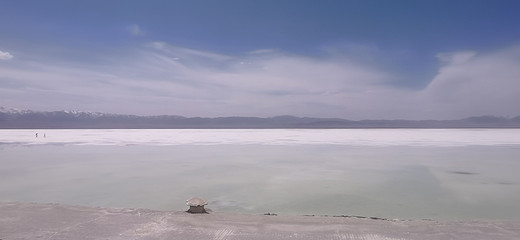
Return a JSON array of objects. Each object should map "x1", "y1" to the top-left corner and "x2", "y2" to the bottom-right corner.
[{"x1": 1, "y1": 0, "x2": 520, "y2": 119}]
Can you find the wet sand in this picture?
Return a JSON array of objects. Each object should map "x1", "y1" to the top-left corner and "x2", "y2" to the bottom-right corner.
[{"x1": 1, "y1": 201, "x2": 519, "y2": 240}]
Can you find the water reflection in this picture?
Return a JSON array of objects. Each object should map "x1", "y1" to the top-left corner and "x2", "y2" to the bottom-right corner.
[{"x1": 1, "y1": 144, "x2": 520, "y2": 220}]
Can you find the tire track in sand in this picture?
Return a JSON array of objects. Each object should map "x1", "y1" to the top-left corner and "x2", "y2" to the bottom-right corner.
[
  {"x1": 213, "y1": 228, "x2": 235, "y2": 240},
  {"x1": 334, "y1": 233, "x2": 408, "y2": 240}
]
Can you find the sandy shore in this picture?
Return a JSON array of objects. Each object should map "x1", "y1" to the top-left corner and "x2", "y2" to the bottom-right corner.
[{"x1": 1, "y1": 201, "x2": 519, "y2": 240}]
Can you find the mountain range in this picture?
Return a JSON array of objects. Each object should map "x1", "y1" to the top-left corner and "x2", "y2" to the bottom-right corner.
[{"x1": 2, "y1": 107, "x2": 520, "y2": 129}]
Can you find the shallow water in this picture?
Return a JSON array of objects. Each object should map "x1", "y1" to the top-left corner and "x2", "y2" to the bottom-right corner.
[{"x1": 1, "y1": 129, "x2": 520, "y2": 220}]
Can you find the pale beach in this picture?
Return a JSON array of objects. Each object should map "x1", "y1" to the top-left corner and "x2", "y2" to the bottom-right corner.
[{"x1": 2, "y1": 201, "x2": 520, "y2": 240}]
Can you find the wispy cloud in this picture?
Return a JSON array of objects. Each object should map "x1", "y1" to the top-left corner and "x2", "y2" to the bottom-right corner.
[
  {"x1": 0, "y1": 50, "x2": 14, "y2": 60},
  {"x1": 1, "y1": 42, "x2": 520, "y2": 119},
  {"x1": 436, "y1": 51, "x2": 477, "y2": 65},
  {"x1": 126, "y1": 24, "x2": 145, "y2": 36},
  {"x1": 423, "y1": 46, "x2": 520, "y2": 118}
]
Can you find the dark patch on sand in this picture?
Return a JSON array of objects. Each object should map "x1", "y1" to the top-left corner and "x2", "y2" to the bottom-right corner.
[
  {"x1": 450, "y1": 171, "x2": 479, "y2": 175},
  {"x1": 497, "y1": 181, "x2": 516, "y2": 185}
]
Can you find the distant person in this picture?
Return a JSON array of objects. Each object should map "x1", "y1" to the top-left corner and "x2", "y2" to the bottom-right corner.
[
  {"x1": 44, "y1": 133, "x2": 46, "y2": 138},
  {"x1": 35, "y1": 133, "x2": 38, "y2": 138}
]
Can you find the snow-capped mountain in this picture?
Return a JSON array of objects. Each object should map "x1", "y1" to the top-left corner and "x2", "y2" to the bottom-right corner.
[{"x1": 1, "y1": 107, "x2": 520, "y2": 129}]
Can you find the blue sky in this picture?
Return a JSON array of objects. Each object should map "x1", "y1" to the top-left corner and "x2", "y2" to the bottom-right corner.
[{"x1": 1, "y1": 0, "x2": 520, "y2": 119}]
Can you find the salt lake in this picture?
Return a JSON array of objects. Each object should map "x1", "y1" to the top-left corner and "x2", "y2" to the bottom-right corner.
[{"x1": 1, "y1": 129, "x2": 520, "y2": 220}]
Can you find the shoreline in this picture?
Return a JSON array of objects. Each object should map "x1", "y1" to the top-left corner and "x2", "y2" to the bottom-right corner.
[{"x1": 1, "y1": 201, "x2": 519, "y2": 240}]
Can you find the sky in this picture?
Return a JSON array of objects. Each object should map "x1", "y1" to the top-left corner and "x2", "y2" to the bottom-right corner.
[{"x1": 1, "y1": 0, "x2": 520, "y2": 120}]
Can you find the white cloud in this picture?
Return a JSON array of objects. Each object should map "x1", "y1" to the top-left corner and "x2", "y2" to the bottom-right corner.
[
  {"x1": 0, "y1": 50, "x2": 14, "y2": 60},
  {"x1": 247, "y1": 49, "x2": 278, "y2": 55},
  {"x1": 422, "y1": 47, "x2": 520, "y2": 118},
  {"x1": 436, "y1": 51, "x2": 476, "y2": 65},
  {"x1": 1, "y1": 43, "x2": 520, "y2": 119},
  {"x1": 149, "y1": 41, "x2": 233, "y2": 63},
  {"x1": 127, "y1": 24, "x2": 145, "y2": 36}
]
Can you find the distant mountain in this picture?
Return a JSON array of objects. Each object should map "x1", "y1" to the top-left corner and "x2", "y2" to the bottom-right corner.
[{"x1": 1, "y1": 107, "x2": 520, "y2": 129}]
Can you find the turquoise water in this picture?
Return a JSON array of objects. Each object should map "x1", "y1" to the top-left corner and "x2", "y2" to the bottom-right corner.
[{"x1": 1, "y1": 129, "x2": 520, "y2": 220}]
